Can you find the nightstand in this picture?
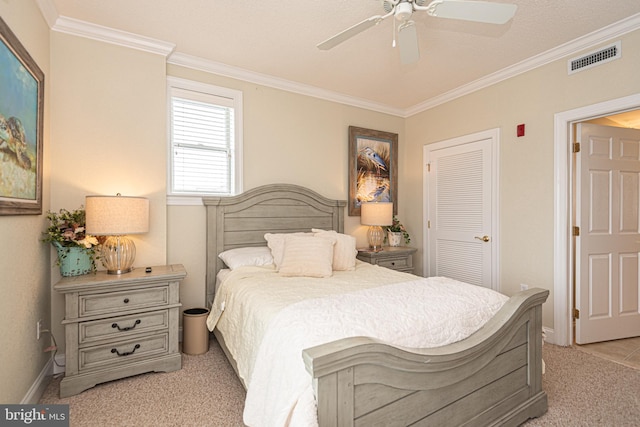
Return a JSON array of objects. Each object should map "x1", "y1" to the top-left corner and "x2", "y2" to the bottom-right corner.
[
  {"x1": 356, "y1": 246, "x2": 417, "y2": 273},
  {"x1": 54, "y1": 264, "x2": 186, "y2": 397}
]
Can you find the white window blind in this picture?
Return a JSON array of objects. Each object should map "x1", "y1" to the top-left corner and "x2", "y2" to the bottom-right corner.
[{"x1": 168, "y1": 78, "x2": 242, "y2": 198}]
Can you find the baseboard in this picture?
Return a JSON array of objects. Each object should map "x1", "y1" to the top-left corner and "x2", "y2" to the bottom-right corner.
[
  {"x1": 53, "y1": 354, "x2": 66, "y2": 375},
  {"x1": 21, "y1": 358, "x2": 53, "y2": 404},
  {"x1": 542, "y1": 326, "x2": 556, "y2": 345}
]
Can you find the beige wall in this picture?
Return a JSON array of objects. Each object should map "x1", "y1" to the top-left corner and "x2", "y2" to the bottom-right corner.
[
  {"x1": 49, "y1": 32, "x2": 169, "y2": 352},
  {"x1": 0, "y1": 1, "x2": 51, "y2": 403},
  {"x1": 166, "y1": 64, "x2": 405, "y2": 312},
  {"x1": 5, "y1": 0, "x2": 639, "y2": 402},
  {"x1": 405, "y1": 29, "x2": 640, "y2": 330}
]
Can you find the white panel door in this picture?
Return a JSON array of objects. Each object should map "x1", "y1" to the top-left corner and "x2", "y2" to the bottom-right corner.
[
  {"x1": 575, "y1": 123, "x2": 640, "y2": 344},
  {"x1": 425, "y1": 130, "x2": 497, "y2": 289}
]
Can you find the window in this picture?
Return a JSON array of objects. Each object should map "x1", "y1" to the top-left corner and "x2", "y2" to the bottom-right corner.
[{"x1": 167, "y1": 77, "x2": 242, "y2": 201}]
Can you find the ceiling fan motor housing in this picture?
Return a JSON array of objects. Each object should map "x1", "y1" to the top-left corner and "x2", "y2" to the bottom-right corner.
[{"x1": 395, "y1": 2, "x2": 414, "y2": 21}]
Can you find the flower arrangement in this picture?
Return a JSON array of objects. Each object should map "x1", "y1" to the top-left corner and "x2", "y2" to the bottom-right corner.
[
  {"x1": 385, "y1": 215, "x2": 410, "y2": 244},
  {"x1": 42, "y1": 207, "x2": 100, "y2": 272}
]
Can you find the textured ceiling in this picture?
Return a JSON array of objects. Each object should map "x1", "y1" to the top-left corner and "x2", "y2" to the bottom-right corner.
[{"x1": 48, "y1": 0, "x2": 640, "y2": 113}]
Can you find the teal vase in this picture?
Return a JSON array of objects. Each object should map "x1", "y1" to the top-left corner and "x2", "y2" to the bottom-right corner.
[{"x1": 53, "y1": 242, "x2": 92, "y2": 277}]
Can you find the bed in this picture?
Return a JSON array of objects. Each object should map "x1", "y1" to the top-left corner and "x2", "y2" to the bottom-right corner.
[{"x1": 203, "y1": 183, "x2": 548, "y2": 427}]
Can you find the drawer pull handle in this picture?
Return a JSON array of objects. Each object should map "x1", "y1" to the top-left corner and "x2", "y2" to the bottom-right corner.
[
  {"x1": 111, "y1": 344, "x2": 140, "y2": 357},
  {"x1": 112, "y1": 319, "x2": 141, "y2": 331},
  {"x1": 123, "y1": 298, "x2": 130, "y2": 304},
  {"x1": 391, "y1": 262, "x2": 395, "y2": 265}
]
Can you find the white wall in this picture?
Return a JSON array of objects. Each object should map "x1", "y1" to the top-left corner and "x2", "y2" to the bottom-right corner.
[{"x1": 0, "y1": 0, "x2": 51, "y2": 404}]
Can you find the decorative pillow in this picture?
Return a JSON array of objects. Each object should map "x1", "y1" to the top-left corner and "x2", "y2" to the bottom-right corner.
[
  {"x1": 218, "y1": 246, "x2": 274, "y2": 270},
  {"x1": 278, "y1": 235, "x2": 335, "y2": 278},
  {"x1": 312, "y1": 229, "x2": 357, "y2": 271},
  {"x1": 264, "y1": 232, "x2": 312, "y2": 270}
]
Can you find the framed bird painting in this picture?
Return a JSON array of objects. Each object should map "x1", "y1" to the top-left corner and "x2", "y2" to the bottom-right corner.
[
  {"x1": 0, "y1": 17, "x2": 44, "y2": 215},
  {"x1": 348, "y1": 126, "x2": 398, "y2": 216}
]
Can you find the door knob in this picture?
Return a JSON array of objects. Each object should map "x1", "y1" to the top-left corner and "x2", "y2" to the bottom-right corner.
[{"x1": 475, "y1": 235, "x2": 490, "y2": 242}]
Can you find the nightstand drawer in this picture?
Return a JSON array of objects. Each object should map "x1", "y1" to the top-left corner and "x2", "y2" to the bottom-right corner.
[
  {"x1": 79, "y1": 310, "x2": 169, "y2": 345},
  {"x1": 79, "y1": 333, "x2": 169, "y2": 372},
  {"x1": 80, "y1": 286, "x2": 169, "y2": 317},
  {"x1": 377, "y1": 257, "x2": 411, "y2": 270},
  {"x1": 357, "y1": 247, "x2": 417, "y2": 273},
  {"x1": 55, "y1": 265, "x2": 185, "y2": 397}
]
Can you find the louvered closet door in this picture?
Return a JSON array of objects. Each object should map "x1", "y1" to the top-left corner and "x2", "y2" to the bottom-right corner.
[{"x1": 427, "y1": 137, "x2": 493, "y2": 288}]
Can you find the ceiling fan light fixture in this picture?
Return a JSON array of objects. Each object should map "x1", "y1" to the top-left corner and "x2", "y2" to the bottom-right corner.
[{"x1": 383, "y1": 0, "x2": 398, "y2": 14}]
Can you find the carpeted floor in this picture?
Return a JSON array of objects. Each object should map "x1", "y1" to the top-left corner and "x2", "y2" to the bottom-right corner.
[
  {"x1": 523, "y1": 343, "x2": 640, "y2": 426},
  {"x1": 40, "y1": 340, "x2": 246, "y2": 426},
  {"x1": 40, "y1": 339, "x2": 640, "y2": 426}
]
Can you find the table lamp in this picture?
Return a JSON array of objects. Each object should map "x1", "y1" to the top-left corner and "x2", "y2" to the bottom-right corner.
[
  {"x1": 360, "y1": 202, "x2": 393, "y2": 252},
  {"x1": 85, "y1": 194, "x2": 149, "y2": 274}
]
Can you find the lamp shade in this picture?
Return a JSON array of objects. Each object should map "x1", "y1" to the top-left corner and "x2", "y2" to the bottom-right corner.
[
  {"x1": 360, "y1": 202, "x2": 393, "y2": 226},
  {"x1": 85, "y1": 195, "x2": 149, "y2": 235}
]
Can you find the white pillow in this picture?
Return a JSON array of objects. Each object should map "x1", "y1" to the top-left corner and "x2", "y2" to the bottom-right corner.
[
  {"x1": 218, "y1": 246, "x2": 274, "y2": 270},
  {"x1": 278, "y1": 235, "x2": 335, "y2": 278},
  {"x1": 264, "y1": 232, "x2": 312, "y2": 270},
  {"x1": 312, "y1": 229, "x2": 357, "y2": 271}
]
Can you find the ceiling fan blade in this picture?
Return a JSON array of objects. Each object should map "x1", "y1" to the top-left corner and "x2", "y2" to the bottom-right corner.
[
  {"x1": 317, "y1": 14, "x2": 389, "y2": 50},
  {"x1": 419, "y1": 0, "x2": 517, "y2": 25},
  {"x1": 397, "y1": 21, "x2": 420, "y2": 64}
]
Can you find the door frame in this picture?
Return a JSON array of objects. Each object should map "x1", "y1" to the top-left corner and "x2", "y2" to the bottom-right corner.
[
  {"x1": 423, "y1": 128, "x2": 500, "y2": 290},
  {"x1": 553, "y1": 93, "x2": 640, "y2": 346}
]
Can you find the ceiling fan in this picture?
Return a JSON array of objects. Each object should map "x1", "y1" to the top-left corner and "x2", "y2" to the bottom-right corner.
[{"x1": 317, "y1": 0, "x2": 517, "y2": 64}]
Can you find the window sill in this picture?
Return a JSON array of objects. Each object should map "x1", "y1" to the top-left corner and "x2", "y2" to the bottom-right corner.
[{"x1": 167, "y1": 195, "x2": 204, "y2": 206}]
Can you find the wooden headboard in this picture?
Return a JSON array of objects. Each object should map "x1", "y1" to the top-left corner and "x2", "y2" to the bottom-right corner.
[{"x1": 203, "y1": 184, "x2": 346, "y2": 305}]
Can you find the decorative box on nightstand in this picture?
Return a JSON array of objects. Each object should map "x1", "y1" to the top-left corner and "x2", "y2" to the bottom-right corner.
[
  {"x1": 54, "y1": 264, "x2": 186, "y2": 397},
  {"x1": 357, "y1": 246, "x2": 417, "y2": 274}
]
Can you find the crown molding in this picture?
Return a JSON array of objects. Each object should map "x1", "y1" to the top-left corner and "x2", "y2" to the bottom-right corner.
[
  {"x1": 172, "y1": 13, "x2": 640, "y2": 118},
  {"x1": 52, "y1": 16, "x2": 176, "y2": 57},
  {"x1": 405, "y1": 12, "x2": 640, "y2": 117},
  {"x1": 35, "y1": 0, "x2": 640, "y2": 118},
  {"x1": 36, "y1": 0, "x2": 402, "y2": 116},
  {"x1": 167, "y1": 52, "x2": 406, "y2": 117},
  {"x1": 37, "y1": 0, "x2": 175, "y2": 57}
]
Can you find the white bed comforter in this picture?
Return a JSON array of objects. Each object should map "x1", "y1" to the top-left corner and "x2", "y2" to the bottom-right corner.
[{"x1": 207, "y1": 262, "x2": 508, "y2": 427}]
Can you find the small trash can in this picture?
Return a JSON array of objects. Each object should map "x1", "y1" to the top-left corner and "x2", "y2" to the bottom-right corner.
[{"x1": 182, "y1": 308, "x2": 210, "y2": 355}]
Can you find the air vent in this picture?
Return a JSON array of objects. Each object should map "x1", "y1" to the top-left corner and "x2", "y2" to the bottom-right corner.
[{"x1": 568, "y1": 41, "x2": 621, "y2": 75}]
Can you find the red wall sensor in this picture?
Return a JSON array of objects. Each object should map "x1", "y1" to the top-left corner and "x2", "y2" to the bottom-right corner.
[{"x1": 517, "y1": 124, "x2": 525, "y2": 137}]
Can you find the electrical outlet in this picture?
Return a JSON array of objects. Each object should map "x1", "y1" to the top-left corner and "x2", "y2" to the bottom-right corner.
[
  {"x1": 520, "y1": 284, "x2": 528, "y2": 291},
  {"x1": 36, "y1": 319, "x2": 42, "y2": 340}
]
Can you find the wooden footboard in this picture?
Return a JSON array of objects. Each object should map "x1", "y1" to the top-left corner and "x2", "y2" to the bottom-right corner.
[{"x1": 303, "y1": 288, "x2": 549, "y2": 427}]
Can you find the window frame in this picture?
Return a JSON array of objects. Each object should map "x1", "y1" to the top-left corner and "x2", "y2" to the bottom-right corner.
[{"x1": 166, "y1": 76, "x2": 243, "y2": 205}]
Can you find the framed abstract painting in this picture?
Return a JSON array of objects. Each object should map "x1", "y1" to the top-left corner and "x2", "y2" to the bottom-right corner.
[
  {"x1": 348, "y1": 126, "x2": 398, "y2": 216},
  {"x1": 0, "y1": 17, "x2": 44, "y2": 215}
]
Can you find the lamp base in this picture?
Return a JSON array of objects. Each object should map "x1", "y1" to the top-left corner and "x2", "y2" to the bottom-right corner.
[
  {"x1": 367, "y1": 225, "x2": 385, "y2": 252},
  {"x1": 101, "y1": 235, "x2": 137, "y2": 275}
]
